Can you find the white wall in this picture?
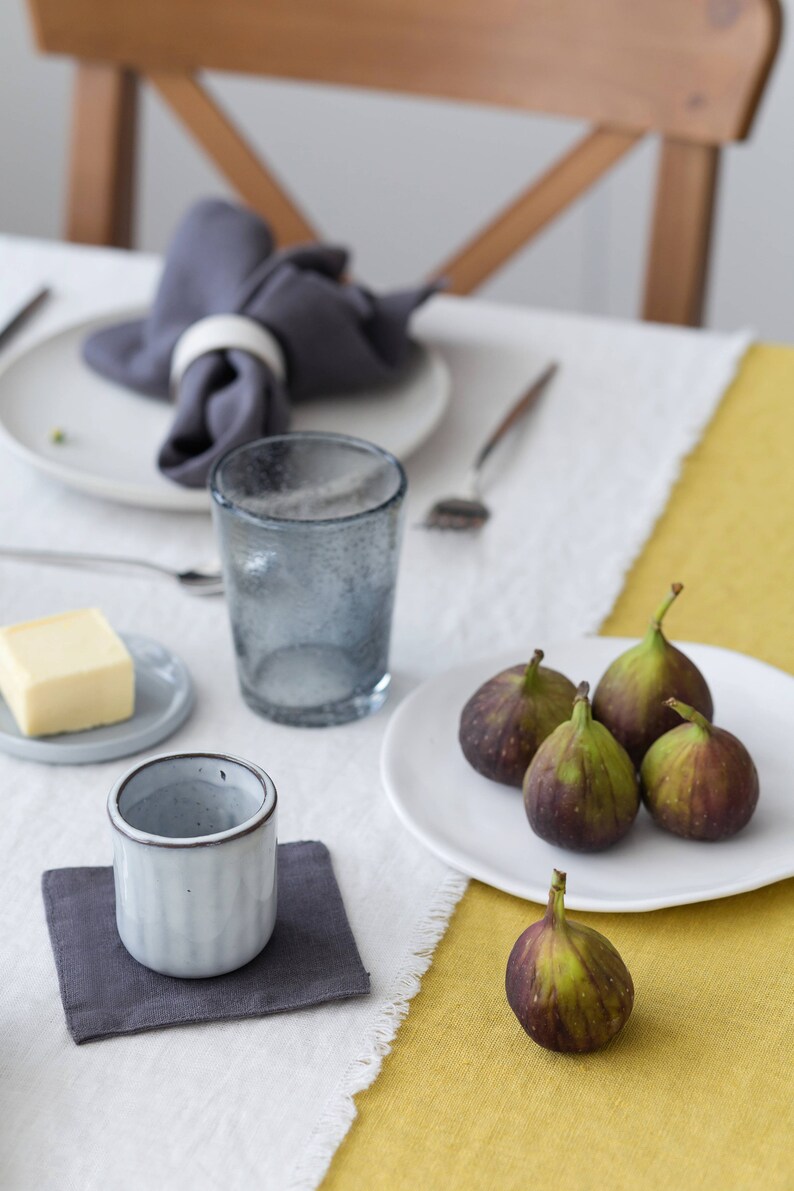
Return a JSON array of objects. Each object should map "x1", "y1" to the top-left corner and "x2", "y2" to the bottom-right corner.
[{"x1": 2, "y1": 1, "x2": 792, "y2": 340}]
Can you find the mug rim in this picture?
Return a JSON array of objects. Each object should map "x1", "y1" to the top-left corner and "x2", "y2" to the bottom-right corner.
[
  {"x1": 107, "y1": 751, "x2": 277, "y2": 849},
  {"x1": 208, "y1": 431, "x2": 407, "y2": 529}
]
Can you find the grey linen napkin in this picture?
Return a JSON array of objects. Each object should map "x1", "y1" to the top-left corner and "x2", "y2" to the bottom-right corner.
[
  {"x1": 42, "y1": 841, "x2": 369, "y2": 1044},
  {"x1": 83, "y1": 198, "x2": 437, "y2": 487}
]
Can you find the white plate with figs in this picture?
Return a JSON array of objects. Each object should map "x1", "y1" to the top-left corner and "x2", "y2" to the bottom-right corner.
[{"x1": 381, "y1": 637, "x2": 794, "y2": 911}]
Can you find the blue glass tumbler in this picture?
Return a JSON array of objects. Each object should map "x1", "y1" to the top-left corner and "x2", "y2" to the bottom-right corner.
[{"x1": 210, "y1": 433, "x2": 407, "y2": 727}]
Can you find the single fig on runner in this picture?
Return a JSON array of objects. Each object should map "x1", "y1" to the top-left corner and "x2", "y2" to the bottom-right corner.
[{"x1": 506, "y1": 869, "x2": 634, "y2": 1052}]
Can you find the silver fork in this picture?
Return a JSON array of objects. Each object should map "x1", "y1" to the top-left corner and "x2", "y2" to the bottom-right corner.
[
  {"x1": 422, "y1": 361, "x2": 558, "y2": 530},
  {"x1": 0, "y1": 546, "x2": 224, "y2": 595}
]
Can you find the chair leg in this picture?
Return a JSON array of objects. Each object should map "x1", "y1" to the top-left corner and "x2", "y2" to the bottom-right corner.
[
  {"x1": 643, "y1": 139, "x2": 720, "y2": 327},
  {"x1": 66, "y1": 63, "x2": 138, "y2": 248}
]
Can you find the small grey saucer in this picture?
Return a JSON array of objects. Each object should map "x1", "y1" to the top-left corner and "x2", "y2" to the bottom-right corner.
[{"x1": 0, "y1": 633, "x2": 194, "y2": 765}]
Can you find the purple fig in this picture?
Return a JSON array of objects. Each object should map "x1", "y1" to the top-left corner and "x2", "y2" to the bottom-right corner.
[
  {"x1": 459, "y1": 650, "x2": 576, "y2": 787},
  {"x1": 640, "y1": 698, "x2": 759, "y2": 840},
  {"x1": 506, "y1": 869, "x2": 634, "y2": 1053},
  {"x1": 592, "y1": 583, "x2": 714, "y2": 767},
  {"x1": 523, "y1": 682, "x2": 639, "y2": 851}
]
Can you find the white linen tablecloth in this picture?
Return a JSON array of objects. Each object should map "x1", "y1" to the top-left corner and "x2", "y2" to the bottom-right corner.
[{"x1": 0, "y1": 235, "x2": 750, "y2": 1190}]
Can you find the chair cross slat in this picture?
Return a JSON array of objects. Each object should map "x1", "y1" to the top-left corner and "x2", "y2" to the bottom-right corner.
[
  {"x1": 432, "y1": 127, "x2": 642, "y2": 295},
  {"x1": 147, "y1": 72, "x2": 318, "y2": 248}
]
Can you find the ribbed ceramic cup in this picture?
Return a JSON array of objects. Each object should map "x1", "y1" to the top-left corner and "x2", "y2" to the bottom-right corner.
[{"x1": 108, "y1": 752, "x2": 277, "y2": 978}]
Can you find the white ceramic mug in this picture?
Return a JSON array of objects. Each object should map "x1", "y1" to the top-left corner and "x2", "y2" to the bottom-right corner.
[{"x1": 108, "y1": 752, "x2": 278, "y2": 978}]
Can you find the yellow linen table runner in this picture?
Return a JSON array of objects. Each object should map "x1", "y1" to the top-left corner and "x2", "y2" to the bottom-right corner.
[{"x1": 325, "y1": 344, "x2": 794, "y2": 1191}]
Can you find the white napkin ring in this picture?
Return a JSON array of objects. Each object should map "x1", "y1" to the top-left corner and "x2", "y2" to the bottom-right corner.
[{"x1": 170, "y1": 314, "x2": 287, "y2": 395}]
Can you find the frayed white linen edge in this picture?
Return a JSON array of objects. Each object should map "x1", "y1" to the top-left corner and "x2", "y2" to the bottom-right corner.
[
  {"x1": 286, "y1": 327, "x2": 753, "y2": 1191},
  {"x1": 286, "y1": 867, "x2": 470, "y2": 1191}
]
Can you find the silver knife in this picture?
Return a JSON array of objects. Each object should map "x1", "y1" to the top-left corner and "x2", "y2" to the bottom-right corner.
[{"x1": 0, "y1": 286, "x2": 51, "y2": 351}]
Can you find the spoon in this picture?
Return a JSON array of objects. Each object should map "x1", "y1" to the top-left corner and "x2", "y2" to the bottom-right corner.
[
  {"x1": 0, "y1": 546, "x2": 224, "y2": 595},
  {"x1": 422, "y1": 361, "x2": 558, "y2": 530}
]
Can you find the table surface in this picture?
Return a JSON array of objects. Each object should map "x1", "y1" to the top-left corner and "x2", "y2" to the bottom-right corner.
[
  {"x1": 325, "y1": 341, "x2": 794, "y2": 1191},
  {"x1": 0, "y1": 235, "x2": 791, "y2": 1191}
]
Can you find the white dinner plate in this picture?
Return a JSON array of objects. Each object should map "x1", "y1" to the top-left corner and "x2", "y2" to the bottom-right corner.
[
  {"x1": 0, "y1": 633, "x2": 194, "y2": 764},
  {"x1": 382, "y1": 637, "x2": 794, "y2": 911},
  {"x1": 0, "y1": 309, "x2": 450, "y2": 512}
]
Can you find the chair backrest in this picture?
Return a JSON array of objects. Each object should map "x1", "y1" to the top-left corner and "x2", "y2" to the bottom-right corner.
[{"x1": 27, "y1": 0, "x2": 781, "y2": 325}]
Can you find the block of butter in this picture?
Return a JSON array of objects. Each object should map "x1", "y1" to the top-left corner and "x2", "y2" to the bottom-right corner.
[{"x1": 0, "y1": 609, "x2": 135, "y2": 737}]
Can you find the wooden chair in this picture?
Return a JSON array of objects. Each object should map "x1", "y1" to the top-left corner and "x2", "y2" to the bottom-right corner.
[{"x1": 26, "y1": 0, "x2": 781, "y2": 326}]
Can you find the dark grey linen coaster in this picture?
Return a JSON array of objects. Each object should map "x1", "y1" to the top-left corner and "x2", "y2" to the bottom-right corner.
[{"x1": 43, "y1": 841, "x2": 369, "y2": 1044}]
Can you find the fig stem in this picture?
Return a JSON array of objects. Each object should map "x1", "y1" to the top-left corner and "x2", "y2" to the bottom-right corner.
[
  {"x1": 651, "y1": 582, "x2": 684, "y2": 630},
  {"x1": 546, "y1": 869, "x2": 568, "y2": 929},
  {"x1": 522, "y1": 649, "x2": 544, "y2": 694},
  {"x1": 571, "y1": 682, "x2": 592, "y2": 729},
  {"x1": 665, "y1": 697, "x2": 713, "y2": 734}
]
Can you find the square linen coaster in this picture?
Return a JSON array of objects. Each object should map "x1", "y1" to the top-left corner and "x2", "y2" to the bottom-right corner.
[{"x1": 43, "y1": 841, "x2": 370, "y2": 1044}]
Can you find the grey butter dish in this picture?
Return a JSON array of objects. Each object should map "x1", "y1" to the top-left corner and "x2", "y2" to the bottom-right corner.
[{"x1": 0, "y1": 632, "x2": 194, "y2": 764}]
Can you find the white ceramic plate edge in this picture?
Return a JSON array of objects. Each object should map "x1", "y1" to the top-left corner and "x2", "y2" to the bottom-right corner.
[
  {"x1": 0, "y1": 415, "x2": 209, "y2": 511},
  {"x1": 0, "y1": 308, "x2": 451, "y2": 512},
  {"x1": 0, "y1": 318, "x2": 210, "y2": 511}
]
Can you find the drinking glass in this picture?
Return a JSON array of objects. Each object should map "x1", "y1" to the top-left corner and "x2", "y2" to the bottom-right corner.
[{"x1": 210, "y1": 432, "x2": 407, "y2": 727}]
